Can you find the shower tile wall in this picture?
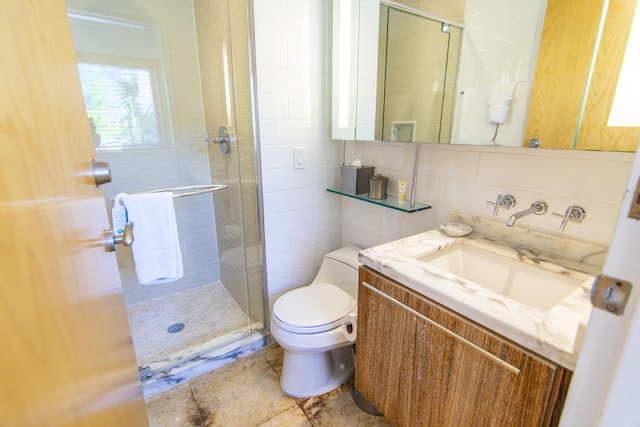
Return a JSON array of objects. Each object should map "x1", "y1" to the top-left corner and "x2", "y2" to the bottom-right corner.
[
  {"x1": 377, "y1": 5, "x2": 461, "y2": 143},
  {"x1": 194, "y1": 0, "x2": 264, "y2": 324},
  {"x1": 66, "y1": 0, "x2": 219, "y2": 305}
]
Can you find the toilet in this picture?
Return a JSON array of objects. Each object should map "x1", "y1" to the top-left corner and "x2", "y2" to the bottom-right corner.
[{"x1": 270, "y1": 246, "x2": 361, "y2": 398}]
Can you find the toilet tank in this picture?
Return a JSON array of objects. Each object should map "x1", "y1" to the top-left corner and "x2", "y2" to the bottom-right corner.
[{"x1": 311, "y1": 246, "x2": 361, "y2": 299}]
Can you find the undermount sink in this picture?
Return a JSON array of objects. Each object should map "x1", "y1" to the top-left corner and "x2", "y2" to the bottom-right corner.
[{"x1": 417, "y1": 241, "x2": 590, "y2": 311}]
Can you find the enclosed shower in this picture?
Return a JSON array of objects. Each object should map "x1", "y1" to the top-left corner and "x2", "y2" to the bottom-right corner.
[{"x1": 65, "y1": 0, "x2": 267, "y2": 396}]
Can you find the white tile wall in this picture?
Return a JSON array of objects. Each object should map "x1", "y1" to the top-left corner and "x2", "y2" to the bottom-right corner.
[
  {"x1": 344, "y1": 141, "x2": 634, "y2": 249},
  {"x1": 254, "y1": 0, "x2": 342, "y2": 297}
]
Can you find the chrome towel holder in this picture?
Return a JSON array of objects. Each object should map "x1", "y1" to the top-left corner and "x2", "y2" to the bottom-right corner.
[{"x1": 112, "y1": 184, "x2": 228, "y2": 204}]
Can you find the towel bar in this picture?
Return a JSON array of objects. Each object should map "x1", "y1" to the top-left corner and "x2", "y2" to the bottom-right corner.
[
  {"x1": 111, "y1": 184, "x2": 228, "y2": 203},
  {"x1": 146, "y1": 184, "x2": 229, "y2": 198}
]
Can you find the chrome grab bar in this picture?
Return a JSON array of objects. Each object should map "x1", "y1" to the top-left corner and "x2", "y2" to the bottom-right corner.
[
  {"x1": 145, "y1": 184, "x2": 229, "y2": 198},
  {"x1": 110, "y1": 184, "x2": 229, "y2": 204}
]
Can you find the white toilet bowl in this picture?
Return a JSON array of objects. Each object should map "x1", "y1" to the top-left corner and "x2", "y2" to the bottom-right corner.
[{"x1": 270, "y1": 247, "x2": 361, "y2": 398}]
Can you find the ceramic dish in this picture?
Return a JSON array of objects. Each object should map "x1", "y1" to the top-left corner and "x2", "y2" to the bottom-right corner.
[{"x1": 440, "y1": 223, "x2": 472, "y2": 237}]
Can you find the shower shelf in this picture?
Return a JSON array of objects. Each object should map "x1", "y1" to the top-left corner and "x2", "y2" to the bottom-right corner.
[{"x1": 327, "y1": 188, "x2": 431, "y2": 213}]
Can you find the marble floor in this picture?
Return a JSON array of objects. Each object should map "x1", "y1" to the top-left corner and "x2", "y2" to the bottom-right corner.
[
  {"x1": 145, "y1": 344, "x2": 393, "y2": 426},
  {"x1": 127, "y1": 283, "x2": 249, "y2": 368}
]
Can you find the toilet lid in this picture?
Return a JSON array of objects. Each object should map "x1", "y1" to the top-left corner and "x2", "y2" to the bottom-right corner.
[{"x1": 273, "y1": 284, "x2": 356, "y2": 334}]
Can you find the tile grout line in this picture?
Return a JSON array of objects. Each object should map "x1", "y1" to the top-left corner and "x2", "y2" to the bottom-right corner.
[
  {"x1": 296, "y1": 398, "x2": 316, "y2": 427},
  {"x1": 188, "y1": 384, "x2": 209, "y2": 426},
  {"x1": 261, "y1": 350, "x2": 315, "y2": 426}
]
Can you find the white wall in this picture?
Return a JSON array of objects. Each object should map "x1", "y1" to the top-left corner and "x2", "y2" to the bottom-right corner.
[{"x1": 254, "y1": 0, "x2": 342, "y2": 298}]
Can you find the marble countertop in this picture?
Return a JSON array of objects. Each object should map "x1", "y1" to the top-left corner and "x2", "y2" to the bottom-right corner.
[{"x1": 358, "y1": 229, "x2": 597, "y2": 370}]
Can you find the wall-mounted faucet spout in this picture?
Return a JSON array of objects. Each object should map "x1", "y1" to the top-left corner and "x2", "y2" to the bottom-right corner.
[{"x1": 506, "y1": 201, "x2": 548, "y2": 227}]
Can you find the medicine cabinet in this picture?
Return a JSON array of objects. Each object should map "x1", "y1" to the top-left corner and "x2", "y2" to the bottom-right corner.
[{"x1": 332, "y1": 0, "x2": 462, "y2": 144}]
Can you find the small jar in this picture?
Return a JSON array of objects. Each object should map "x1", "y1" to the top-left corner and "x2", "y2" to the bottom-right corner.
[{"x1": 368, "y1": 174, "x2": 389, "y2": 200}]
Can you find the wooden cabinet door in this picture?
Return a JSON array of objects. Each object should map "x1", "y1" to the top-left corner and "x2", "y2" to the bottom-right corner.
[
  {"x1": 0, "y1": 1, "x2": 148, "y2": 425},
  {"x1": 356, "y1": 267, "x2": 572, "y2": 427},
  {"x1": 355, "y1": 272, "x2": 422, "y2": 426}
]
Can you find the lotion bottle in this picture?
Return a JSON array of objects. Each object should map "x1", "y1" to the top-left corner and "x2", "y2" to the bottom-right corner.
[{"x1": 398, "y1": 180, "x2": 408, "y2": 202}]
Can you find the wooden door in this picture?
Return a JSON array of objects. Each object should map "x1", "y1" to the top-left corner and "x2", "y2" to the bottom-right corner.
[
  {"x1": 523, "y1": 0, "x2": 604, "y2": 150},
  {"x1": 575, "y1": 0, "x2": 640, "y2": 151},
  {"x1": 0, "y1": 1, "x2": 148, "y2": 425},
  {"x1": 524, "y1": 0, "x2": 640, "y2": 151}
]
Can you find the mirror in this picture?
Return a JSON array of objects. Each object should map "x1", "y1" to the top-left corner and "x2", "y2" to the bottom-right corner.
[
  {"x1": 332, "y1": 0, "x2": 465, "y2": 142},
  {"x1": 333, "y1": 0, "x2": 640, "y2": 152},
  {"x1": 525, "y1": 0, "x2": 640, "y2": 151},
  {"x1": 374, "y1": 5, "x2": 462, "y2": 143}
]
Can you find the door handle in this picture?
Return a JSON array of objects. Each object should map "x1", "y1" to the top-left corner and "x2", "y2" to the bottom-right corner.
[
  {"x1": 103, "y1": 222, "x2": 134, "y2": 252},
  {"x1": 92, "y1": 159, "x2": 112, "y2": 187},
  {"x1": 204, "y1": 126, "x2": 232, "y2": 154}
]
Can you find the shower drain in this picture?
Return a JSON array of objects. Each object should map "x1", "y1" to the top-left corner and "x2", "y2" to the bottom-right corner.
[{"x1": 167, "y1": 323, "x2": 185, "y2": 333}]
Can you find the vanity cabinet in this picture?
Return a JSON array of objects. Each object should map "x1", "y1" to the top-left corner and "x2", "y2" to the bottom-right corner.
[{"x1": 356, "y1": 266, "x2": 573, "y2": 427}]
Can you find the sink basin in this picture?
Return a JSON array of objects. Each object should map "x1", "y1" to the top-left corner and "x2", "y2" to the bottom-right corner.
[{"x1": 418, "y1": 242, "x2": 588, "y2": 311}]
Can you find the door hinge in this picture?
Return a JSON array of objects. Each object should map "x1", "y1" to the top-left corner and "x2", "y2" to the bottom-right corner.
[{"x1": 590, "y1": 275, "x2": 632, "y2": 315}]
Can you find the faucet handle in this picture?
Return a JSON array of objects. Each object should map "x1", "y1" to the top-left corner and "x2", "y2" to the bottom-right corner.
[
  {"x1": 552, "y1": 206, "x2": 586, "y2": 230},
  {"x1": 486, "y1": 194, "x2": 517, "y2": 216}
]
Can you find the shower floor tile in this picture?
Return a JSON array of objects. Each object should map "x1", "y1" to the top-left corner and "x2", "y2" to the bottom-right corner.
[
  {"x1": 127, "y1": 282, "x2": 249, "y2": 368},
  {"x1": 145, "y1": 344, "x2": 393, "y2": 427}
]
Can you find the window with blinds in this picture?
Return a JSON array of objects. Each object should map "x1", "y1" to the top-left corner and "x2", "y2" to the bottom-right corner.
[
  {"x1": 68, "y1": 11, "x2": 172, "y2": 149},
  {"x1": 78, "y1": 62, "x2": 160, "y2": 147}
]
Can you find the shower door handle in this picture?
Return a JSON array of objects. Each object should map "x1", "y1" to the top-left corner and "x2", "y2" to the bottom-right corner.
[
  {"x1": 204, "y1": 126, "x2": 232, "y2": 154},
  {"x1": 103, "y1": 222, "x2": 134, "y2": 252}
]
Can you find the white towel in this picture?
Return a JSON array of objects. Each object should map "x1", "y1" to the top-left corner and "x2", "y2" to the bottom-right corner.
[{"x1": 122, "y1": 192, "x2": 183, "y2": 285}]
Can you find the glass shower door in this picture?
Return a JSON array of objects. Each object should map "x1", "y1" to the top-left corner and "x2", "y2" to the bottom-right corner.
[{"x1": 66, "y1": 0, "x2": 265, "y2": 383}]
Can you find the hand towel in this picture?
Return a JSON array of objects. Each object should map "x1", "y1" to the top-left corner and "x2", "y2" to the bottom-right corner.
[{"x1": 123, "y1": 192, "x2": 183, "y2": 285}]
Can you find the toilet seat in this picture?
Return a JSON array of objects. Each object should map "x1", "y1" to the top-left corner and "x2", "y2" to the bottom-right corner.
[{"x1": 272, "y1": 283, "x2": 356, "y2": 334}]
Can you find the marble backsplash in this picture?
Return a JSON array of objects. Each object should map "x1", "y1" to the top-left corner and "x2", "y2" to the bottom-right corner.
[{"x1": 449, "y1": 211, "x2": 609, "y2": 270}]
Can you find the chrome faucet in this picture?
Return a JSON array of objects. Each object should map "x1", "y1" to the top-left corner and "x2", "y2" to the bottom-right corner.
[
  {"x1": 552, "y1": 205, "x2": 587, "y2": 230},
  {"x1": 486, "y1": 194, "x2": 517, "y2": 216},
  {"x1": 506, "y1": 201, "x2": 548, "y2": 227}
]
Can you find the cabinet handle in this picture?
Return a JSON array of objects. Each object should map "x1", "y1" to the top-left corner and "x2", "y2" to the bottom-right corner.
[{"x1": 362, "y1": 281, "x2": 520, "y2": 375}]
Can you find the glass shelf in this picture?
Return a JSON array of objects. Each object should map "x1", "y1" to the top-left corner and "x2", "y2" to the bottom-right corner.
[{"x1": 327, "y1": 188, "x2": 431, "y2": 213}]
